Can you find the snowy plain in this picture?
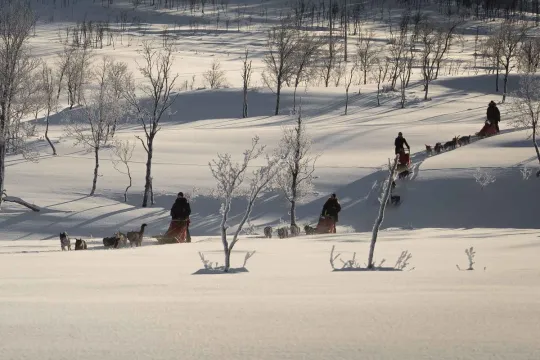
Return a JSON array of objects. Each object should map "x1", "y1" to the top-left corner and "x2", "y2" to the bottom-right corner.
[{"x1": 1, "y1": 0, "x2": 540, "y2": 358}]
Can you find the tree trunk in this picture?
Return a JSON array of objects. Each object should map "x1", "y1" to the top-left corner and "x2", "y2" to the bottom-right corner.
[
  {"x1": 364, "y1": 69, "x2": 367, "y2": 85},
  {"x1": 124, "y1": 166, "x2": 132, "y2": 202},
  {"x1": 242, "y1": 85, "x2": 248, "y2": 118},
  {"x1": 2, "y1": 195, "x2": 40, "y2": 211},
  {"x1": 533, "y1": 123, "x2": 540, "y2": 168},
  {"x1": 502, "y1": 66, "x2": 509, "y2": 103},
  {"x1": 45, "y1": 109, "x2": 57, "y2": 156},
  {"x1": 367, "y1": 155, "x2": 398, "y2": 269},
  {"x1": 424, "y1": 81, "x2": 429, "y2": 100},
  {"x1": 0, "y1": 140, "x2": 5, "y2": 209},
  {"x1": 142, "y1": 138, "x2": 154, "y2": 207},
  {"x1": 495, "y1": 64, "x2": 499, "y2": 92},
  {"x1": 377, "y1": 82, "x2": 381, "y2": 106},
  {"x1": 220, "y1": 200, "x2": 231, "y2": 272},
  {"x1": 275, "y1": 80, "x2": 282, "y2": 116},
  {"x1": 345, "y1": 87, "x2": 350, "y2": 114},
  {"x1": 90, "y1": 146, "x2": 99, "y2": 195}
]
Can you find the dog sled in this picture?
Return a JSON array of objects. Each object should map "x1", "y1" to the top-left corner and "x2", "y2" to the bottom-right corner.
[
  {"x1": 316, "y1": 216, "x2": 336, "y2": 234},
  {"x1": 476, "y1": 121, "x2": 497, "y2": 138},
  {"x1": 156, "y1": 219, "x2": 189, "y2": 244},
  {"x1": 396, "y1": 148, "x2": 411, "y2": 178}
]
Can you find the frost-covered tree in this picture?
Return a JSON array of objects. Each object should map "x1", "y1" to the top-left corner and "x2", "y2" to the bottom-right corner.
[
  {"x1": 0, "y1": 0, "x2": 39, "y2": 210},
  {"x1": 519, "y1": 37, "x2": 540, "y2": 74},
  {"x1": 511, "y1": 74, "x2": 540, "y2": 177},
  {"x1": 263, "y1": 24, "x2": 299, "y2": 115},
  {"x1": 493, "y1": 22, "x2": 527, "y2": 103},
  {"x1": 125, "y1": 42, "x2": 179, "y2": 207},
  {"x1": 65, "y1": 57, "x2": 127, "y2": 195},
  {"x1": 105, "y1": 60, "x2": 132, "y2": 137},
  {"x1": 203, "y1": 59, "x2": 227, "y2": 89},
  {"x1": 367, "y1": 155, "x2": 398, "y2": 269},
  {"x1": 290, "y1": 34, "x2": 321, "y2": 113},
  {"x1": 209, "y1": 136, "x2": 281, "y2": 272},
  {"x1": 112, "y1": 139, "x2": 136, "y2": 202},
  {"x1": 39, "y1": 63, "x2": 59, "y2": 155},
  {"x1": 275, "y1": 104, "x2": 318, "y2": 229},
  {"x1": 344, "y1": 58, "x2": 358, "y2": 115},
  {"x1": 371, "y1": 55, "x2": 389, "y2": 106},
  {"x1": 357, "y1": 28, "x2": 377, "y2": 85}
]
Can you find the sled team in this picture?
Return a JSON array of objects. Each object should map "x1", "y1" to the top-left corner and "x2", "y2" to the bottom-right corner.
[{"x1": 59, "y1": 101, "x2": 501, "y2": 247}]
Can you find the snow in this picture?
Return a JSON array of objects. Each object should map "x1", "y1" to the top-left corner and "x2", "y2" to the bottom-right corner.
[{"x1": 1, "y1": 0, "x2": 540, "y2": 358}]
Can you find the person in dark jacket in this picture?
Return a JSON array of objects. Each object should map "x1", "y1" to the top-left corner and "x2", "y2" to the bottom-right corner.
[
  {"x1": 321, "y1": 193, "x2": 341, "y2": 233},
  {"x1": 486, "y1": 101, "x2": 500, "y2": 133},
  {"x1": 394, "y1": 132, "x2": 410, "y2": 155},
  {"x1": 170, "y1": 192, "x2": 192, "y2": 242}
]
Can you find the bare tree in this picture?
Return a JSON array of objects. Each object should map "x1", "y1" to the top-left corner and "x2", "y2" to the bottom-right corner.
[
  {"x1": 209, "y1": 136, "x2": 281, "y2": 272},
  {"x1": 387, "y1": 32, "x2": 407, "y2": 91},
  {"x1": 357, "y1": 28, "x2": 377, "y2": 85},
  {"x1": 65, "y1": 57, "x2": 125, "y2": 195},
  {"x1": 495, "y1": 22, "x2": 527, "y2": 103},
  {"x1": 484, "y1": 34, "x2": 502, "y2": 92},
  {"x1": 433, "y1": 20, "x2": 461, "y2": 80},
  {"x1": 106, "y1": 60, "x2": 132, "y2": 137},
  {"x1": 125, "y1": 42, "x2": 179, "y2": 207},
  {"x1": 0, "y1": 0, "x2": 39, "y2": 209},
  {"x1": 241, "y1": 48, "x2": 252, "y2": 118},
  {"x1": 398, "y1": 57, "x2": 408, "y2": 108},
  {"x1": 511, "y1": 74, "x2": 540, "y2": 177},
  {"x1": 263, "y1": 24, "x2": 298, "y2": 115},
  {"x1": 112, "y1": 139, "x2": 136, "y2": 202},
  {"x1": 419, "y1": 23, "x2": 439, "y2": 101},
  {"x1": 275, "y1": 103, "x2": 318, "y2": 229},
  {"x1": 65, "y1": 47, "x2": 93, "y2": 109},
  {"x1": 371, "y1": 55, "x2": 389, "y2": 106},
  {"x1": 291, "y1": 34, "x2": 321, "y2": 113},
  {"x1": 40, "y1": 63, "x2": 58, "y2": 155},
  {"x1": 203, "y1": 59, "x2": 228, "y2": 89},
  {"x1": 519, "y1": 37, "x2": 540, "y2": 74},
  {"x1": 367, "y1": 155, "x2": 398, "y2": 269},
  {"x1": 344, "y1": 58, "x2": 358, "y2": 115}
]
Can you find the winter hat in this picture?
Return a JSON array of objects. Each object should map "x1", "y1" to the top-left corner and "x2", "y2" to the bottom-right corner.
[{"x1": 177, "y1": 192, "x2": 184, "y2": 197}]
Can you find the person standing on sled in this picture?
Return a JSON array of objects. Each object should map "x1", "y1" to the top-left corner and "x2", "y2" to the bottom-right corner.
[
  {"x1": 169, "y1": 192, "x2": 192, "y2": 243},
  {"x1": 321, "y1": 193, "x2": 341, "y2": 233},
  {"x1": 486, "y1": 101, "x2": 500, "y2": 133},
  {"x1": 394, "y1": 132, "x2": 410, "y2": 155}
]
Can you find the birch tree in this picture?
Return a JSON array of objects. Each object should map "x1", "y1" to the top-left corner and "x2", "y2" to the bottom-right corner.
[
  {"x1": 203, "y1": 59, "x2": 227, "y2": 89},
  {"x1": 357, "y1": 28, "x2": 377, "y2": 85},
  {"x1": 367, "y1": 154, "x2": 398, "y2": 269},
  {"x1": 519, "y1": 37, "x2": 540, "y2": 74},
  {"x1": 0, "y1": 0, "x2": 39, "y2": 209},
  {"x1": 40, "y1": 63, "x2": 58, "y2": 155},
  {"x1": 275, "y1": 104, "x2": 317, "y2": 229},
  {"x1": 125, "y1": 42, "x2": 179, "y2": 207},
  {"x1": 494, "y1": 22, "x2": 526, "y2": 103},
  {"x1": 263, "y1": 24, "x2": 298, "y2": 115},
  {"x1": 511, "y1": 74, "x2": 540, "y2": 178},
  {"x1": 241, "y1": 48, "x2": 252, "y2": 118},
  {"x1": 209, "y1": 136, "x2": 281, "y2": 272},
  {"x1": 112, "y1": 139, "x2": 136, "y2": 202},
  {"x1": 344, "y1": 58, "x2": 358, "y2": 115},
  {"x1": 65, "y1": 57, "x2": 126, "y2": 195},
  {"x1": 291, "y1": 34, "x2": 321, "y2": 113},
  {"x1": 371, "y1": 56, "x2": 389, "y2": 106}
]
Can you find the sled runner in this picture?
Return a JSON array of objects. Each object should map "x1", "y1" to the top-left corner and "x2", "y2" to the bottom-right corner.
[{"x1": 316, "y1": 216, "x2": 335, "y2": 234}]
